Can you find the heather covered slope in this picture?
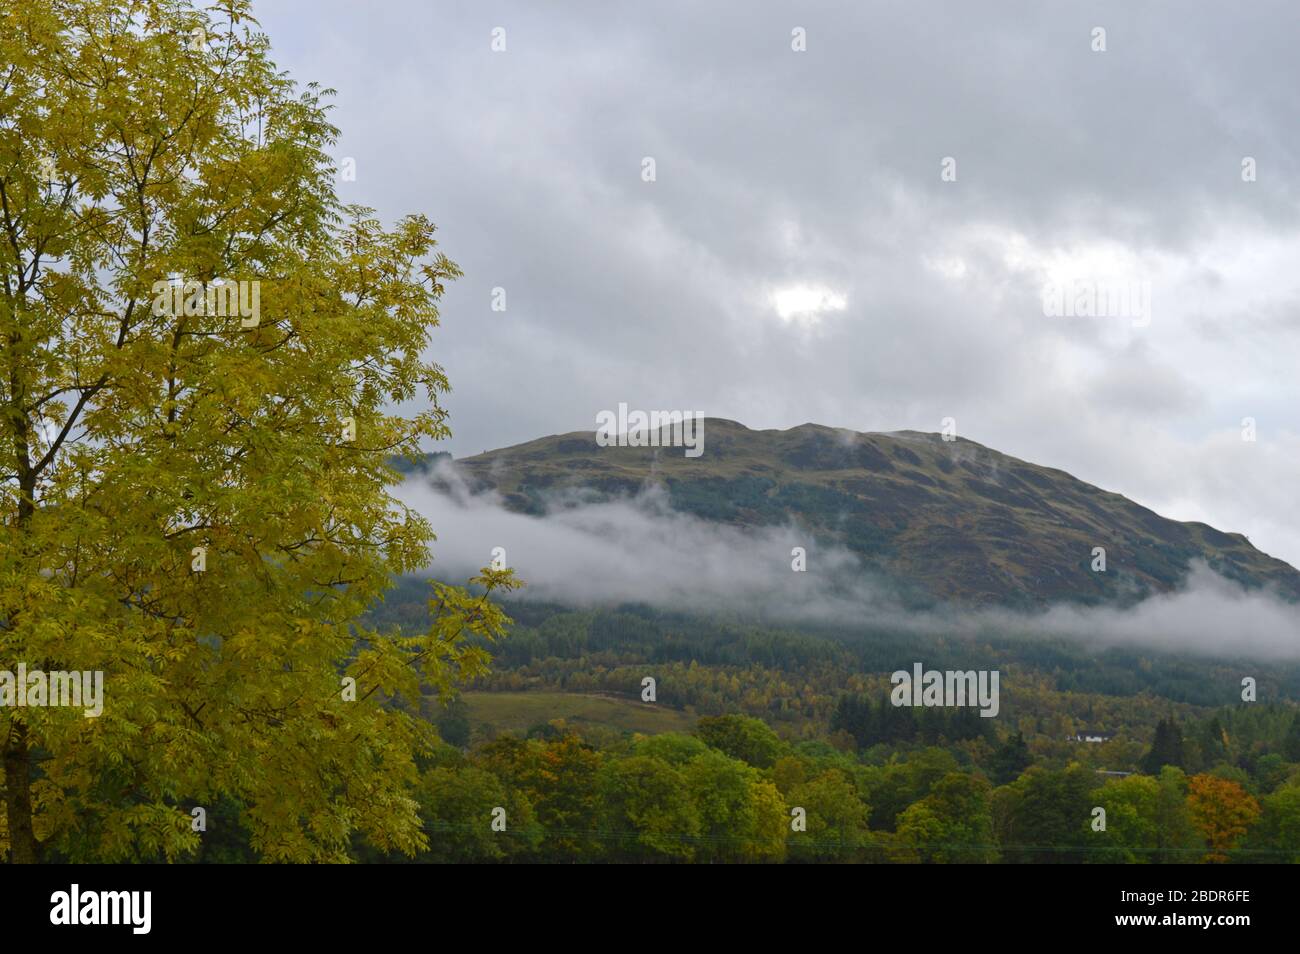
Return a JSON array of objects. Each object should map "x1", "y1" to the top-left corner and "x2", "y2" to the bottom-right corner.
[{"x1": 401, "y1": 419, "x2": 1300, "y2": 609}]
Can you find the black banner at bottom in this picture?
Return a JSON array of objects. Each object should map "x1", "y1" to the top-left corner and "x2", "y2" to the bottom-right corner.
[{"x1": 1, "y1": 862, "x2": 1285, "y2": 940}]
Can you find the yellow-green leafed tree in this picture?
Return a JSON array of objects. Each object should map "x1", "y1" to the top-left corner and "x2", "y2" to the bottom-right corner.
[{"x1": 0, "y1": 0, "x2": 517, "y2": 862}]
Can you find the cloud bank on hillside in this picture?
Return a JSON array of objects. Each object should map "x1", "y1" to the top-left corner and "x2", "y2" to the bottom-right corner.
[{"x1": 397, "y1": 468, "x2": 1300, "y2": 661}]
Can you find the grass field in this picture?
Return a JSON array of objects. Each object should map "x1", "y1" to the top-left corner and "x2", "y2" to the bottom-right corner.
[{"x1": 461, "y1": 690, "x2": 696, "y2": 737}]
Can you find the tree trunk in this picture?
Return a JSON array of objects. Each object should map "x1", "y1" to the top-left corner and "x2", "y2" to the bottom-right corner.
[{"x1": 3, "y1": 723, "x2": 40, "y2": 863}]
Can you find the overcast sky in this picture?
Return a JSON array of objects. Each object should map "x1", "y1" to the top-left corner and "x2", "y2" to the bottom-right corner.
[{"x1": 259, "y1": 1, "x2": 1300, "y2": 568}]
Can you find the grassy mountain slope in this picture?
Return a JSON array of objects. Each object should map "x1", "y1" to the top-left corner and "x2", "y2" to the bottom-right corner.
[{"x1": 403, "y1": 419, "x2": 1300, "y2": 608}]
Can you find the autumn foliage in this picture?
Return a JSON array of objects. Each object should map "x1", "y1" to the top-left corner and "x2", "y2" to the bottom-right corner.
[{"x1": 1186, "y1": 774, "x2": 1261, "y2": 863}]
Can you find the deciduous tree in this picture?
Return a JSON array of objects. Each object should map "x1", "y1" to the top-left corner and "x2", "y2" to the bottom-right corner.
[
  {"x1": 0, "y1": 0, "x2": 516, "y2": 862},
  {"x1": 1187, "y1": 773, "x2": 1260, "y2": 863}
]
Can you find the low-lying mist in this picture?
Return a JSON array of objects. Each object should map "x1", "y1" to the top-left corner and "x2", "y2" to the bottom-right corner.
[{"x1": 395, "y1": 465, "x2": 1300, "y2": 661}]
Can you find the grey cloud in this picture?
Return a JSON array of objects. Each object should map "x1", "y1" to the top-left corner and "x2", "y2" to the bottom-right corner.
[{"x1": 259, "y1": 1, "x2": 1300, "y2": 568}]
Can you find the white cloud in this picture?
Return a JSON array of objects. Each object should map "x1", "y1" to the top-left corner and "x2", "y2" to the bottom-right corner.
[
  {"x1": 769, "y1": 284, "x2": 848, "y2": 327},
  {"x1": 400, "y1": 473, "x2": 1300, "y2": 660}
]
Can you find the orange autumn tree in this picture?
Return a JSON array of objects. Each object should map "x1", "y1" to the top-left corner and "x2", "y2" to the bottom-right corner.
[{"x1": 1186, "y1": 774, "x2": 1260, "y2": 863}]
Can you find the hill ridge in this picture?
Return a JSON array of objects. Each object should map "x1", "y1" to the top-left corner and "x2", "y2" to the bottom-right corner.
[{"x1": 401, "y1": 419, "x2": 1300, "y2": 608}]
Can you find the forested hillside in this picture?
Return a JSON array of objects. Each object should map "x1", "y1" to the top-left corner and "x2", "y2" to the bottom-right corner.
[{"x1": 352, "y1": 587, "x2": 1300, "y2": 863}]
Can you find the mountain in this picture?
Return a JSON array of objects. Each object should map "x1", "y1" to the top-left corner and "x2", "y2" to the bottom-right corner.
[{"x1": 400, "y1": 419, "x2": 1300, "y2": 608}]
